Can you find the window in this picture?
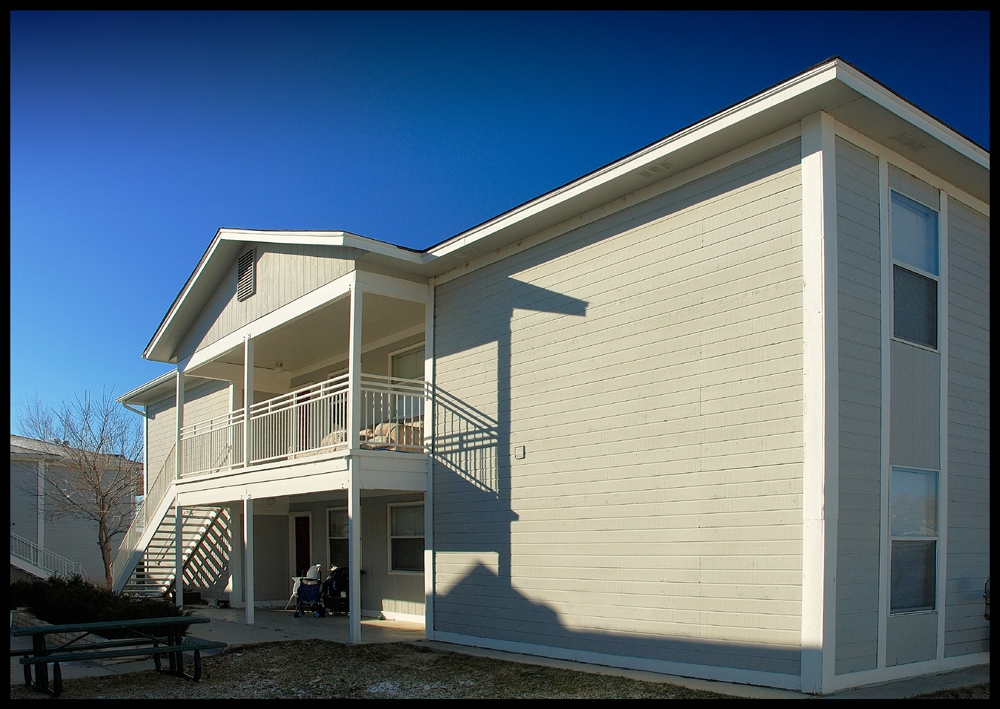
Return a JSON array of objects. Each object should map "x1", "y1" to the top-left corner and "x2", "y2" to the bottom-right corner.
[
  {"x1": 389, "y1": 503, "x2": 424, "y2": 573},
  {"x1": 891, "y1": 191, "x2": 938, "y2": 348},
  {"x1": 237, "y1": 248, "x2": 256, "y2": 301},
  {"x1": 889, "y1": 467, "x2": 938, "y2": 613},
  {"x1": 327, "y1": 507, "x2": 348, "y2": 569}
]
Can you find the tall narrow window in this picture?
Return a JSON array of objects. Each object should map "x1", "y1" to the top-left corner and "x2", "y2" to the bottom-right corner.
[
  {"x1": 889, "y1": 467, "x2": 938, "y2": 613},
  {"x1": 389, "y1": 503, "x2": 424, "y2": 573},
  {"x1": 327, "y1": 507, "x2": 348, "y2": 569},
  {"x1": 891, "y1": 192, "x2": 938, "y2": 348},
  {"x1": 237, "y1": 248, "x2": 256, "y2": 301}
]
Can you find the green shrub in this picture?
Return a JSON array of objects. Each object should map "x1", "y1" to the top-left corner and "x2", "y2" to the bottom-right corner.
[{"x1": 10, "y1": 575, "x2": 191, "y2": 638}]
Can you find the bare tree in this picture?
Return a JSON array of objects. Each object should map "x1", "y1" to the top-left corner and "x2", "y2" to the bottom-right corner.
[{"x1": 15, "y1": 390, "x2": 143, "y2": 589}]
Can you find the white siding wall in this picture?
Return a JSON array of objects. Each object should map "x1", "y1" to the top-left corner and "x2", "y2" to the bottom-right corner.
[
  {"x1": 433, "y1": 140, "x2": 804, "y2": 674},
  {"x1": 177, "y1": 243, "x2": 356, "y2": 361},
  {"x1": 833, "y1": 137, "x2": 882, "y2": 675},
  {"x1": 944, "y1": 199, "x2": 990, "y2": 657}
]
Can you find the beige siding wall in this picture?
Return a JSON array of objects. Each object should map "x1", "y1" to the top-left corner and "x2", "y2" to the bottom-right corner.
[
  {"x1": 944, "y1": 199, "x2": 989, "y2": 657},
  {"x1": 176, "y1": 243, "x2": 356, "y2": 361},
  {"x1": 833, "y1": 137, "x2": 882, "y2": 675},
  {"x1": 147, "y1": 395, "x2": 177, "y2": 483},
  {"x1": 433, "y1": 140, "x2": 804, "y2": 674},
  {"x1": 145, "y1": 379, "x2": 232, "y2": 482},
  {"x1": 362, "y1": 493, "x2": 425, "y2": 617}
]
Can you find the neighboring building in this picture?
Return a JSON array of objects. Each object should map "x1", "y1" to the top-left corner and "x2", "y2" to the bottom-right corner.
[
  {"x1": 114, "y1": 58, "x2": 989, "y2": 694},
  {"x1": 10, "y1": 434, "x2": 136, "y2": 584}
]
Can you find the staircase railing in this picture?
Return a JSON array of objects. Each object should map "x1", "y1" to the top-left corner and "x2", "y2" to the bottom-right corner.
[
  {"x1": 111, "y1": 443, "x2": 175, "y2": 587},
  {"x1": 10, "y1": 532, "x2": 85, "y2": 579}
]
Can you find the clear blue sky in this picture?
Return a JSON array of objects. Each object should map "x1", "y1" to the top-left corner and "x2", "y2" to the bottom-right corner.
[{"x1": 10, "y1": 11, "x2": 990, "y2": 430}]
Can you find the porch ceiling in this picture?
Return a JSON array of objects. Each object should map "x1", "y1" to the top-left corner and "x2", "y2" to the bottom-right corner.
[{"x1": 211, "y1": 293, "x2": 424, "y2": 374}]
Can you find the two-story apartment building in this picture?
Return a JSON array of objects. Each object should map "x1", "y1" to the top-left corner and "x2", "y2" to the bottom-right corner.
[{"x1": 115, "y1": 58, "x2": 989, "y2": 694}]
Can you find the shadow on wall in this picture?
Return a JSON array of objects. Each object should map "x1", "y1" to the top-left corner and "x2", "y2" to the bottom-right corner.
[{"x1": 430, "y1": 145, "x2": 809, "y2": 681}]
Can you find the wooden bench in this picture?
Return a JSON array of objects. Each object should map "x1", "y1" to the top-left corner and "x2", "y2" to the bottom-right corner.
[{"x1": 11, "y1": 615, "x2": 226, "y2": 697}]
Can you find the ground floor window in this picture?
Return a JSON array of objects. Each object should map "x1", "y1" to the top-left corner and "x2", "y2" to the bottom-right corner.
[
  {"x1": 389, "y1": 503, "x2": 424, "y2": 573},
  {"x1": 889, "y1": 467, "x2": 938, "y2": 613},
  {"x1": 327, "y1": 507, "x2": 348, "y2": 569}
]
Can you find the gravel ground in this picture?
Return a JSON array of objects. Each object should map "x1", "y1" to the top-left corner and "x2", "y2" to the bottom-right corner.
[
  {"x1": 9, "y1": 639, "x2": 735, "y2": 699},
  {"x1": 10, "y1": 640, "x2": 990, "y2": 700}
]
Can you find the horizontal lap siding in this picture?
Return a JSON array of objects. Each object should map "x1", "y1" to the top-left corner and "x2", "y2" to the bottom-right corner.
[
  {"x1": 834, "y1": 137, "x2": 881, "y2": 675},
  {"x1": 145, "y1": 380, "x2": 230, "y2": 483},
  {"x1": 945, "y1": 199, "x2": 989, "y2": 657},
  {"x1": 178, "y1": 244, "x2": 355, "y2": 361},
  {"x1": 433, "y1": 140, "x2": 803, "y2": 674}
]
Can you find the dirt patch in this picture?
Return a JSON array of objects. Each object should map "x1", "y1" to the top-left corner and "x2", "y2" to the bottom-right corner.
[{"x1": 9, "y1": 639, "x2": 734, "y2": 699}]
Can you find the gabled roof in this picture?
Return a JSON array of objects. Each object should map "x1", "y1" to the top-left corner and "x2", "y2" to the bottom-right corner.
[{"x1": 144, "y1": 57, "x2": 988, "y2": 365}]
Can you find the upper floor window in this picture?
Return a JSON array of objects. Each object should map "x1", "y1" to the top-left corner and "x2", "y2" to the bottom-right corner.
[{"x1": 891, "y1": 191, "x2": 938, "y2": 349}]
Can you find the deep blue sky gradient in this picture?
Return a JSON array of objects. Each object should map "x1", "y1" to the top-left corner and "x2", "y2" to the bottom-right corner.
[{"x1": 10, "y1": 11, "x2": 990, "y2": 427}]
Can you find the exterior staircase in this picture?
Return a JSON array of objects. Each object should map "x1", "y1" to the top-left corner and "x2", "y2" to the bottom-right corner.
[{"x1": 121, "y1": 506, "x2": 232, "y2": 598}]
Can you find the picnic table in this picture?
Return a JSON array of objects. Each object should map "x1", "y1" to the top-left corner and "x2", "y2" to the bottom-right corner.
[{"x1": 11, "y1": 615, "x2": 226, "y2": 697}]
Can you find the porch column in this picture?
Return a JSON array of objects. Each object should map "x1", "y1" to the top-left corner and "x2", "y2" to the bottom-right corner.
[
  {"x1": 36, "y1": 460, "x2": 45, "y2": 562},
  {"x1": 175, "y1": 369, "x2": 184, "y2": 479},
  {"x1": 227, "y1": 503, "x2": 243, "y2": 609},
  {"x1": 347, "y1": 280, "x2": 363, "y2": 450},
  {"x1": 348, "y1": 472, "x2": 362, "y2": 642},
  {"x1": 174, "y1": 501, "x2": 184, "y2": 608},
  {"x1": 243, "y1": 334, "x2": 254, "y2": 468},
  {"x1": 243, "y1": 494, "x2": 255, "y2": 625}
]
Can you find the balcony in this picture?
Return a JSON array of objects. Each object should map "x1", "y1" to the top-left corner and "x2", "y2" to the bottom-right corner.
[{"x1": 178, "y1": 373, "x2": 426, "y2": 478}]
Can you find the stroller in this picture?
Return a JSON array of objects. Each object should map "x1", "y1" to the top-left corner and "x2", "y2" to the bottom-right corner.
[
  {"x1": 321, "y1": 566, "x2": 350, "y2": 615},
  {"x1": 293, "y1": 564, "x2": 326, "y2": 618}
]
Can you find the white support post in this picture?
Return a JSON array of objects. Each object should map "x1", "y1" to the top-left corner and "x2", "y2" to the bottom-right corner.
[
  {"x1": 174, "y1": 501, "x2": 184, "y2": 608},
  {"x1": 347, "y1": 278, "x2": 363, "y2": 451},
  {"x1": 228, "y1": 503, "x2": 243, "y2": 609},
  {"x1": 348, "y1": 472, "x2": 362, "y2": 643},
  {"x1": 244, "y1": 335, "x2": 254, "y2": 468},
  {"x1": 175, "y1": 369, "x2": 185, "y2": 479},
  {"x1": 424, "y1": 280, "x2": 435, "y2": 638},
  {"x1": 36, "y1": 460, "x2": 45, "y2": 559},
  {"x1": 800, "y1": 111, "x2": 839, "y2": 694},
  {"x1": 243, "y1": 494, "x2": 255, "y2": 625}
]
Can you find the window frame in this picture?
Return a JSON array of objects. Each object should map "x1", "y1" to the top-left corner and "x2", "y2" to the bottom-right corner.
[
  {"x1": 326, "y1": 506, "x2": 348, "y2": 571},
  {"x1": 888, "y1": 466, "x2": 939, "y2": 615},
  {"x1": 387, "y1": 502, "x2": 424, "y2": 575},
  {"x1": 889, "y1": 189, "x2": 940, "y2": 352}
]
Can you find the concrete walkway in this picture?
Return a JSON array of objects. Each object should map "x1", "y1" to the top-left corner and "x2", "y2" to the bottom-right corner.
[{"x1": 11, "y1": 607, "x2": 989, "y2": 698}]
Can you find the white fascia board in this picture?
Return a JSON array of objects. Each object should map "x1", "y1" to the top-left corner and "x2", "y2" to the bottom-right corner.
[
  {"x1": 217, "y1": 229, "x2": 426, "y2": 264},
  {"x1": 117, "y1": 370, "x2": 177, "y2": 404},
  {"x1": 834, "y1": 64, "x2": 989, "y2": 169},
  {"x1": 428, "y1": 62, "x2": 842, "y2": 262}
]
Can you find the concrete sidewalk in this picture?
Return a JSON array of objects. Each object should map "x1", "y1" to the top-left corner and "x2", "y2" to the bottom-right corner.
[{"x1": 11, "y1": 607, "x2": 989, "y2": 698}]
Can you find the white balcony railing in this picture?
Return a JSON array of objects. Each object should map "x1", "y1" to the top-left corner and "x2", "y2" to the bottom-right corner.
[
  {"x1": 359, "y1": 374, "x2": 425, "y2": 452},
  {"x1": 249, "y1": 373, "x2": 351, "y2": 465},
  {"x1": 181, "y1": 410, "x2": 245, "y2": 476}
]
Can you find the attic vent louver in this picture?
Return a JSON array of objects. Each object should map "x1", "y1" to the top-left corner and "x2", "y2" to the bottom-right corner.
[
  {"x1": 237, "y1": 248, "x2": 256, "y2": 301},
  {"x1": 637, "y1": 160, "x2": 677, "y2": 179},
  {"x1": 889, "y1": 132, "x2": 929, "y2": 152}
]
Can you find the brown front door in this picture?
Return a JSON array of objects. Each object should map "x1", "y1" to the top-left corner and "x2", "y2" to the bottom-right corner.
[{"x1": 295, "y1": 516, "x2": 311, "y2": 577}]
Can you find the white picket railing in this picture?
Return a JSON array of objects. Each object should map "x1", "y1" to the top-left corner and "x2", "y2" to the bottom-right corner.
[
  {"x1": 10, "y1": 532, "x2": 85, "y2": 579},
  {"x1": 111, "y1": 444, "x2": 175, "y2": 587},
  {"x1": 249, "y1": 374, "x2": 351, "y2": 465},
  {"x1": 360, "y1": 374, "x2": 425, "y2": 452},
  {"x1": 181, "y1": 409, "x2": 244, "y2": 477}
]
